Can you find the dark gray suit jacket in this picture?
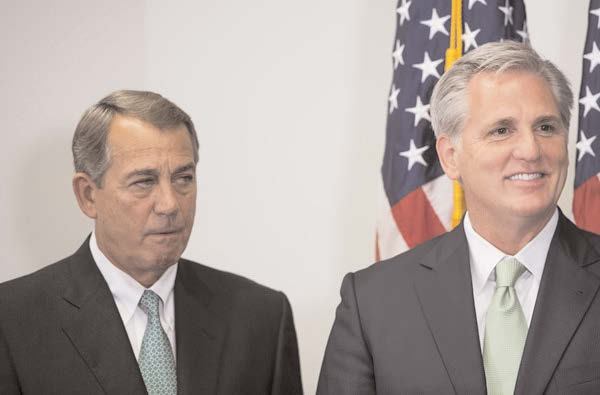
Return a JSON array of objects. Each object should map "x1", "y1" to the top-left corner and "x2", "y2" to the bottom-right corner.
[
  {"x1": 318, "y1": 212, "x2": 600, "y2": 394},
  {"x1": 0, "y1": 238, "x2": 303, "y2": 394}
]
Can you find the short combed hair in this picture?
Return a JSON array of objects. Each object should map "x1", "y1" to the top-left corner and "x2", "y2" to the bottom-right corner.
[
  {"x1": 72, "y1": 90, "x2": 199, "y2": 186},
  {"x1": 430, "y1": 40, "x2": 573, "y2": 140}
]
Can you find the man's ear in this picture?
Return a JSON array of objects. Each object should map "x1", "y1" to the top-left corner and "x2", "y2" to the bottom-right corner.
[
  {"x1": 72, "y1": 173, "x2": 99, "y2": 219},
  {"x1": 436, "y1": 133, "x2": 461, "y2": 181}
]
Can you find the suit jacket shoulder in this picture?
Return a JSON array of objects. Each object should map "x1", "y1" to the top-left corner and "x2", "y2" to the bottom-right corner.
[
  {"x1": 166, "y1": 258, "x2": 303, "y2": 395},
  {"x1": 178, "y1": 258, "x2": 285, "y2": 300},
  {"x1": 352, "y1": 223, "x2": 467, "y2": 298},
  {"x1": 0, "y1": 244, "x2": 83, "y2": 303},
  {"x1": 0, "y1": 239, "x2": 109, "y2": 339},
  {"x1": 553, "y1": 212, "x2": 600, "y2": 271},
  {"x1": 0, "y1": 239, "x2": 147, "y2": 394},
  {"x1": 318, "y1": 224, "x2": 476, "y2": 395},
  {"x1": 175, "y1": 258, "x2": 295, "y2": 337}
]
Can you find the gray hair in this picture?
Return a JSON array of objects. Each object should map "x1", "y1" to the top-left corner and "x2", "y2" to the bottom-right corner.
[
  {"x1": 430, "y1": 40, "x2": 573, "y2": 140},
  {"x1": 72, "y1": 90, "x2": 199, "y2": 186}
]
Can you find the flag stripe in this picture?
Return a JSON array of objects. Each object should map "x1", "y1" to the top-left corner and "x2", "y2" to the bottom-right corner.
[
  {"x1": 391, "y1": 186, "x2": 446, "y2": 249},
  {"x1": 421, "y1": 174, "x2": 453, "y2": 231},
  {"x1": 574, "y1": 172, "x2": 600, "y2": 234},
  {"x1": 377, "y1": 179, "x2": 409, "y2": 260}
]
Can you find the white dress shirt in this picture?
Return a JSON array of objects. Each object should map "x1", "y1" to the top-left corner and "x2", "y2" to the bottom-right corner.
[
  {"x1": 90, "y1": 232, "x2": 177, "y2": 360},
  {"x1": 464, "y1": 209, "x2": 558, "y2": 352}
]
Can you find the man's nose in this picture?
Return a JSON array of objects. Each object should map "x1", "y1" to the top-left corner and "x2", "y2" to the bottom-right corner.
[
  {"x1": 513, "y1": 128, "x2": 542, "y2": 161},
  {"x1": 153, "y1": 182, "x2": 179, "y2": 216}
]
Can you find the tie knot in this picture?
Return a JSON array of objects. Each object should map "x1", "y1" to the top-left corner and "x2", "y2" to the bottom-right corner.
[
  {"x1": 495, "y1": 258, "x2": 526, "y2": 288},
  {"x1": 138, "y1": 290, "x2": 161, "y2": 318}
]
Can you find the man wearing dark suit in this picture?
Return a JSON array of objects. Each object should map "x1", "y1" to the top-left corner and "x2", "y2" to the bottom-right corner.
[
  {"x1": 0, "y1": 90, "x2": 303, "y2": 394},
  {"x1": 318, "y1": 41, "x2": 600, "y2": 394}
]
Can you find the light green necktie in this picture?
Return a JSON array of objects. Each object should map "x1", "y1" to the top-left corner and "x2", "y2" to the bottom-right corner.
[
  {"x1": 138, "y1": 290, "x2": 177, "y2": 395},
  {"x1": 483, "y1": 257, "x2": 528, "y2": 395}
]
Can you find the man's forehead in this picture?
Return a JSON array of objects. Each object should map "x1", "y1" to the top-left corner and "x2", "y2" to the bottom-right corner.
[
  {"x1": 107, "y1": 115, "x2": 193, "y2": 156},
  {"x1": 469, "y1": 69, "x2": 549, "y2": 90},
  {"x1": 466, "y1": 70, "x2": 559, "y2": 112}
]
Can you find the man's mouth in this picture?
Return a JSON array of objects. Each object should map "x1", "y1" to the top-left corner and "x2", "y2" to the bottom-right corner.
[
  {"x1": 150, "y1": 229, "x2": 182, "y2": 235},
  {"x1": 507, "y1": 172, "x2": 545, "y2": 181}
]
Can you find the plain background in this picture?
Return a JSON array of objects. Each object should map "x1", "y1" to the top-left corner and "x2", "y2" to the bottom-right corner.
[{"x1": 0, "y1": 1, "x2": 589, "y2": 392}]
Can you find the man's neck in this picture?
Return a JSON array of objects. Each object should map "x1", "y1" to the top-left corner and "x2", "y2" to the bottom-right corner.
[
  {"x1": 94, "y1": 234, "x2": 168, "y2": 288},
  {"x1": 467, "y1": 207, "x2": 557, "y2": 255}
]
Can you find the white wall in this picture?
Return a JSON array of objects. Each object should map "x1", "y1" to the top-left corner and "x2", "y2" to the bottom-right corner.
[{"x1": 0, "y1": 1, "x2": 589, "y2": 393}]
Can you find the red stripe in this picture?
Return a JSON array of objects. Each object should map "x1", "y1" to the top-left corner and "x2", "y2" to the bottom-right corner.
[
  {"x1": 574, "y1": 174, "x2": 600, "y2": 235},
  {"x1": 391, "y1": 187, "x2": 446, "y2": 249}
]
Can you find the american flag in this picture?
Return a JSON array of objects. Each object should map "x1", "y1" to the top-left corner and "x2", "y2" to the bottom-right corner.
[
  {"x1": 574, "y1": 0, "x2": 600, "y2": 235},
  {"x1": 377, "y1": 0, "x2": 527, "y2": 260}
]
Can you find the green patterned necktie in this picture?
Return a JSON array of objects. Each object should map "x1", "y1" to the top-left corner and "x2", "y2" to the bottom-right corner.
[
  {"x1": 483, "y1": 257, "x2": 528, "y2": 395},
  {"x1": 138, "y1": 290, "x2": 177, "y2": 395}
]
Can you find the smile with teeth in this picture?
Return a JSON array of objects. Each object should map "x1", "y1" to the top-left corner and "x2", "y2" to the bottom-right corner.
[{"x1": 508, "y1": 173, "x2": 544, "y2": 180}]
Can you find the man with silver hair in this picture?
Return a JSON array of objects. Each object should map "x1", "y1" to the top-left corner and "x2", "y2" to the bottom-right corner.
[
  {"x1": 318, "y1": 41, "x2": 600, "y2": 394},
  {"x1": 0, "y1": 90, "x2": 303, "y2": 394}
]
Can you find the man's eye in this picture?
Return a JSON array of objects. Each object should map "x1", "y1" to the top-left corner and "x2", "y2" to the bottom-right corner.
[
  {"x1": 175, "y1": 175, "x2": 194, "y2": 185},
  {"x1": 134, "y1": 179, "x2": 155, "y2": 187},
  {"x1": 540, "y1": 124, "x2": 555, "y2": 132},
  {"x1": 494, "y1": 127, "x2": 508, "y2": 135}
]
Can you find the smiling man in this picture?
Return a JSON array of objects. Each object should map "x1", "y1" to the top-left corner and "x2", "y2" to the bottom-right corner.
[
  {"x1": 318, "y1": 41, "x2": 600, "y2": 395},
  {"x1": 0, "y1": 90, "x2": 302, "y2": 395}
]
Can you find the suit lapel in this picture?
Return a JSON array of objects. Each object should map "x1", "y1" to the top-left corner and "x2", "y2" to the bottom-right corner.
[
  {"x1": 413, "y1": 224, "x2": 486, "y2": 395},
  {"x1": 514, "y1": 214, "x2": 600, "y2": 395},
  {"x1": 175, "y1": 261, "x2": 227, "y2": 395},
  {"x1": 59, "y1": 238, "x2": 147, "y2": 394}
]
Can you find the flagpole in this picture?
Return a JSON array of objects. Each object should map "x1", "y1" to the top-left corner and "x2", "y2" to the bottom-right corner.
[{"x1": 445, "y1": 0, "x2": 466, "y2": 228}]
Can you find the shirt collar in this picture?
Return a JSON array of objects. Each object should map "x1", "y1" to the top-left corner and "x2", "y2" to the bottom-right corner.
[
  {"x1": 89, "y1": 232, "x2": 178, "y2": 324},
  {"x1": 514, "y1": 209, "x2": 558, "y2": 283},
  {"x1": 464, "y1": 208, "x2": 558, "y2": 295}
]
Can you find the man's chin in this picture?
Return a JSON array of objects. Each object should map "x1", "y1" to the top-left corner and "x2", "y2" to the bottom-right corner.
[
  {"x1": 507, "y1": 202, "x2": 556, "y2": 221},
  {"x1": 142, "y1": 236, "x2": 187, "y2": 267},
  {"x1": 146, "y1": 248, "x2": 183, "y2": 269}
]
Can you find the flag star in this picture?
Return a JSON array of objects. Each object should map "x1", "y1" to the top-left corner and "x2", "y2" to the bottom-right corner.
[
  {"x1": 420, "y1": 8, "x2": 450, "y2": 39},
  {"x1": 399, "y1": 139, "x2": 429, "y2": 170},
  {"x1": 388, "y1": 84, "x2": 400, "y2": 114},
  {"x1": 462, "y1": 23, "x2": 480, "y2": 51},
  {"x1": 498, "y1": 0, "x2": 514, "y2": 26},
  {"x1": 413, "y1": 52, "x2": 444, "y2": 83},
  {"x1": 584, "y1": 42, "x2": 600, "y2": 73},
  {"x1": 517, "y1": 21, "x2": 529, "y2": 42},
  {"x1": 580, "y1": 86, "x2": 600, "y2": 117},
  {"x1": 576, "y1": 130, "x2": 597, "y2": 161},
  {"x1": 405, "y1": 96, "x2": 431, "y2": 127},
  {"x1": 396, "y1": 0, "x2": 411, "y2": 26},
  {"x1": 468, "y1": 0, "x2": 487, "y2": 10},
  {"x1": 591, "y1": 8, "x2": 600, "y2": 29},
  {"x1": 392, "y1": 39, "x2": 405, "y2": 69}
]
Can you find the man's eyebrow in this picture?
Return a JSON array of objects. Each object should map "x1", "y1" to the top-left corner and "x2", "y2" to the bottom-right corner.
[
  {"x1": 125, "y1": 163, "x2": 195, "y2": 180},
  {"x1": 533, "y1": 115, "x2": 562, "y2": 125},
  {"x1": 125, "y1": 168, "x2": 158, "y2": 179},
  {"x1": 487, "y1": 117, "x2": 516, "y2": 129},
  {"x1": 173, "y1": 163, "x2": 196, "y2": 175}
]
